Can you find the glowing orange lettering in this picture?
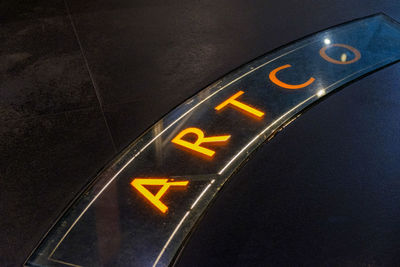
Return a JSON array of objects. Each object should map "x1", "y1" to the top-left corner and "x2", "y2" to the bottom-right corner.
[
  {"x1": 215, "y1": 91, "x2": 265, "y2": 118},
  {"x1": 171, "y1": 127, "x2": 230, "y2": 157},
  {"x1": 319, "y1": 43, "x2": 361, "y2": 64},
  {"x1": 131, "y1": 178, "x2": 189, "y2": 213},
  {"x1": 269, "y1": 64, "x2": 315, "y2": 89}
]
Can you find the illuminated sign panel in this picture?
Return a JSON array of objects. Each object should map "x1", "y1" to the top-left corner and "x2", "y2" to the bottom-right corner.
[{"x1": 27, "y1": 14, "x2": 400, "y2": 267}]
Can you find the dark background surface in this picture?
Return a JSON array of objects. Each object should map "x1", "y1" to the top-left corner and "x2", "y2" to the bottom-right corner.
[
  {"x1": 176, "y1": 63, "x2": 400, "y2": 267},
  {"x1": 1, "y1": 0, "x2": 400, "y2": 265}
]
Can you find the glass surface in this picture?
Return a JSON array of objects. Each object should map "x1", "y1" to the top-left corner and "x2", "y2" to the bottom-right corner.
[{"x1": 27, "y1": 14, "x2": 400, "y2": 267}]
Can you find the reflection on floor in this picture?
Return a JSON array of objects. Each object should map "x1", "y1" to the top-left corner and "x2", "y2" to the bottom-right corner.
[{"x1": 1, "y1": 0, "x2": 400, "y2": 265}]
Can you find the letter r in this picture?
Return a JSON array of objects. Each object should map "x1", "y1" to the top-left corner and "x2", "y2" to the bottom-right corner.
[{"x1": 171, "y1": 127, "x2": 230, "y2": 157}]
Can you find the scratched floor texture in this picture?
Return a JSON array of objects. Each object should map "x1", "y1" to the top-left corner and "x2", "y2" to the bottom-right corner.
[{"x1": 1, "y1": 0, "x2": 400, "y2": 266}]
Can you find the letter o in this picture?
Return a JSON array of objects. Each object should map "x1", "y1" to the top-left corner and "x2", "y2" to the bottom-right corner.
[{"x1": 319, "y1": 43, "x2": 361, "y2": 64}]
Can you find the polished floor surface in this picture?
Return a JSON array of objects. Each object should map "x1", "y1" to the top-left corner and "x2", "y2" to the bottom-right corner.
[{"x1": 1, "y1": 0, "x2": 400, "y2": 265}]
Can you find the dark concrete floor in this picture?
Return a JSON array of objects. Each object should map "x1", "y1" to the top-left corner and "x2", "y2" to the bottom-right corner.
[{"x1": 1, "y1": 0, "x2": 400, "y2": 265}]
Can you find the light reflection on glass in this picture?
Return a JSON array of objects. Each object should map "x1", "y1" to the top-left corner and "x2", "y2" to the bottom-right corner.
[
  {"x1": 324, "y1": 38, "x2": 332, "y2": 45},
  {"x1": 27, "y1": 14, "x2": 400, "y2": 267}
]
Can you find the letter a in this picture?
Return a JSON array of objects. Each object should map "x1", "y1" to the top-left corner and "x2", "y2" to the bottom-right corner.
[{"x1": 131, "y1": 178, "x2": 188, "y2": 213}]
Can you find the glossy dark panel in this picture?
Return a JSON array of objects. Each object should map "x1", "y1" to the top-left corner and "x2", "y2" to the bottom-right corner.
[
  {"x1": 26, "y1": 14, "x2": 400, "y2": 267},
  {"x1": 177, "y1": 63, "x2": 400, "y2": 266},
  {"x1": 0, "y1": 15, "x2": 98, "y2": 121},
  {"x1": 64, "y1": 0, "x2": 400, "y2": 156},
  {"x1": 0, "y1": 108, "x2": 115, "y2": 265},
  {"x1": 1, "y1": 0, "x2": 400, "y2": 265},
  {"x1": 0, "y1": 2, "x2": 117, "y2": 265},
  {"x1": 103, "y1": 99, "x2": 166, "y2": 150},
  {"x1": 65, "y1": 0, "x2": 234, "y2": 106},
  {"x1": 63, "y1": 1, "x2": 400, "y2": 107},
  {"x1": 0, "y1": 0, "x2": 66, "y2": 23}
]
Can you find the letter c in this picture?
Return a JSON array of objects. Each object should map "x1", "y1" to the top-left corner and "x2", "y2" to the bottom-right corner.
[{"x1": 269, "y1": 64, "x2": 315, "y2": 90}]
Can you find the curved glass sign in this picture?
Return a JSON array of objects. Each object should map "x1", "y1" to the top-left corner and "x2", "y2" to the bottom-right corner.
[{"x1": 27, "y1": 14, "x2": 400, "y2": 267}]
